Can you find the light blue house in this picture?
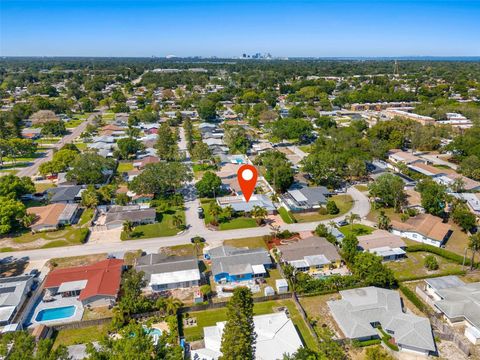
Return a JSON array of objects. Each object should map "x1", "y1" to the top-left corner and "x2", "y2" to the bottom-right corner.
[{"x1": 209, "y1": 246, "x2": 272, "y2": 283}]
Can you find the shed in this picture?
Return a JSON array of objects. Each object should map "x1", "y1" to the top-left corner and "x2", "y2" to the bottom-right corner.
[
  {"x1": 264, "y1": 286, "x2": 275, "y2": 297},
  {"x1": 276, "y1": 279, "x2": 289, "y2": 294}
]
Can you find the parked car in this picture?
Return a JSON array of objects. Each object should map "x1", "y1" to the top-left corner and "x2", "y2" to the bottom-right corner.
[
  {"x1": 191, "y1": 236, "x2": 205, "y2": 244},
  {"x1": 197, "y1": 207, "x2": 204, "y2": 219},
  {"x1": 337, "y1": 220, "x2": 348, "y2": 227},
  {"x1": 29, "y1": 269, "x2": 40, "y2": 277}
]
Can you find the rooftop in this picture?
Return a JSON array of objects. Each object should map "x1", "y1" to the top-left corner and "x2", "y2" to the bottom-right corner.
[{"x1": 391, "y1": 214, "x2": 451, "y2": 242}]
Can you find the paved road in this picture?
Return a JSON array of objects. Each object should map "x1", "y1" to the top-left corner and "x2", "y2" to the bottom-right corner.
[
  {"x1": 3, "y1": 186, "x2": 370, "y2": 262},
  {"x1": 16, "y1": 113, "x2": 98, "y2": 178}
]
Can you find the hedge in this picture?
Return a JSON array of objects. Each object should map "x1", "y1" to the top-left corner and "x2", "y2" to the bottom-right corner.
[
  {"x1": 399, "y1": 284, "x2": 432, "y2": 315},
  {"x1": 79, "y1": 228, "x2": 90, "y2": 244},
  {"x1": 378, "y1": 327, "x2": 399, "y2": 351},
  {"x1": 406, "y1": 244, "x2": 477, "y2": 268},
  {"x1": 397, "y1": 269, "x2": 467, "y2": 282},
  {"x1": 354, "y1": 339, "x2": 382, "y2": 347}
]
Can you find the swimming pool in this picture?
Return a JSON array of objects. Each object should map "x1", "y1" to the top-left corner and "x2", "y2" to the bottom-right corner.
[{"x1": 35, "y1": 306, "x2": 76, "y2": 322}]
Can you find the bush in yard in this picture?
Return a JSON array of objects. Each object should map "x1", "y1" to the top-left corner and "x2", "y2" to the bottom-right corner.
[
  {"x1": 424, "y1": 254, "x2": 439, "y2": 270},
  {"x1": 78, "y1": 228, "x2": 90, "y2": 244},
  {"x1": 326, "y1": 200, "x2": 339, "y2": 215},
  {"x1": 318, "y1": 206, "x2": 328, "y2": 215}
]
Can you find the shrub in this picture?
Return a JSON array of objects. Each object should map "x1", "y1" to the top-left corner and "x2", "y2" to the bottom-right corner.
[
  {"x1": 326, "y1": 200, "x2": 339, "y2": 215},
  {"x1": 78, "y1": 228, "x2": 90, "y2": 243},
  {"x1": 424, "y1": 255, "x2": 439, "y2": 270},
  {"x1": 318, "y1": 206, "x2": 328, "y2": 215}
]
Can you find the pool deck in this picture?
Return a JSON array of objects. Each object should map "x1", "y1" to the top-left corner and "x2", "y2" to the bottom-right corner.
[{"x1": 30, "y1": 297, "x2": 84, "y2": 327}]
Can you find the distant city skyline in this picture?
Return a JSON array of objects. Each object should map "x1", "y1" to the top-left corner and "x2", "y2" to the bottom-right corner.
[{"x1": 1, "y1": 0, "x2": 479, "y2": 57}]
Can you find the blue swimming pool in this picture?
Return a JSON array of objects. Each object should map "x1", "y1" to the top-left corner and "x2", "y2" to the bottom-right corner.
[{"x1": 35, "y1": 306, "x2": 76, "y2": 322}]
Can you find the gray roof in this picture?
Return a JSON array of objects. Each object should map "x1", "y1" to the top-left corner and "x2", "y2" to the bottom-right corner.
[
  {"x1": 0, "y1": 276, "x2": 34, "y2": 323},
  {"x1": 278, "y1": 236, "x2": 341, "y2": 263},
  {"x1": 328, "y1": 287, "x2": 436, "y2": 353},
  {"x1": 47, "y1": 186, "x2": 84, "y2": 203},
  {"x1": 425, "y1": 275, "x2": 466, "y2": 291},
  {"x1": 105, "y1": 206, "x2": 156, "y2": 225},
  {"x1": 209, "y1": 246, "x2": 272, "y2": 277},
  {"x1": 135, "y1": 254, "x2": 199, "y2": 279},
  {"x1": 431, "y1": 277, "x2": 480, "y2": 330},
  {"x1": 217, "y1": 194, "x2": 276, "y2": 213},
  {"x1": 286, "y1": 186, "x2": 330, "y2": 207}
]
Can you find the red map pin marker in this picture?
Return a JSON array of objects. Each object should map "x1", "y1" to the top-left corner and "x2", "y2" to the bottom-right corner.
[{"x1": 237, "y1": 164, "x2": 258, "y2": 202}]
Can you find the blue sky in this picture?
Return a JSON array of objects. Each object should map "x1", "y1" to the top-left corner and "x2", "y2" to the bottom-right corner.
[{"x1": 1, "y1": 0, "x2": 479, "y2": 57}]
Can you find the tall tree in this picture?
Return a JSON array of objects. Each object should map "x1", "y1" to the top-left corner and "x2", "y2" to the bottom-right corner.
[
  {"x1": 155, "y1": 123, "x2": 178, "y2": 161},
  {"x1": 368, "y1": 173, "x2": 406, "y2": 211},
  {"x1": 468, "y1": 233, "x2": 480, "y2": 271},
  {"x1": 220, "y1": 287, "x2": 256, "y2": 360}
]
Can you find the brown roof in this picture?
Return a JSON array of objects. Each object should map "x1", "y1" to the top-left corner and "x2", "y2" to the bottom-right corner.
[
  {"x1": 135, "y1": 156, "x2": 160, "y2": 169},
  {"x1": 447, "y1": 173, "x2": 480, "y2": 191},
  {"x1": 358, "y1": 230, "x2": 406, "y2": 250},
  {"x1": 405, "y1": 189, "x2": 422, "y2": 207},
  {"x1": 44, "y1": 259, "x2": 123, "y2": 301},
  {"x1": 27, "y1": 204, "x2": 66, "y2": 227},
  {"x1": 277, "y1": 236, "x2": 341, "y2": 262},
  {"x1": 391, "y1": 214, "x2": 451, "y2": 242},
  {"x1": 388, "y1": 149, "x2": 420, "y2": 164},
  {"x1": 410, "y1": 162, "x2": 452, "y2": 176}
]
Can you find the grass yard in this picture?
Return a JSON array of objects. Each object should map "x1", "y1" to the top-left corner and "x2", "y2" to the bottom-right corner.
[
  {"x1": 354, "y1": 184, "x2": 369, "y2": 192},
  {"x1": 74, "y1": 142, "x2": 87, "y2": 150},
  {"x1": 65, "y1": 119, "x2": 84, "y2": 128},
  {"x1": 121, "y1": 207, "x2": 185, "y2": 240},
  {"x1": 293, "y1": 195, "x2": 354, "y2": 223},
  {"x1": 160, "y1": 244, "x2": 204, "y2": 258},
  {"x1": 298, "y1": 293, "x2": 343, "y2": 337},
  {"x1": 223, "y1": 236, "x2": 268, "y2": 249},
  {"x1": 117, "y1": 161, "x2": 134, "y2": 172},
  {"x1": 366, "y1": 207, "x2": 403, "y2": 223},
  {"x1": 34, "y1": 182, "x2": 55, "y2": 193},
  {"x1": 339, "y1": 224, "x2": 375, "y2": 237},
  {"x1": 49, "y1": 253, "x2": 108, "y2": 269},
  {"x1": 444, "y1": 221, "x2": 471, "y2": 256},
  {"x1": 278, "y1": 206, "x2": 295, "y2": 224},
  {"x1": 53, "y1": 324, "x2": 109, "y2": 348},
  {"x1": 298, "y1": 145, "x2": 311, "y2": 153},
  {"x1": 181, "y1": 299, "x2": 317, "y2": 349},
  {"x1": 386, "y1": 252, "x2": 465, "y2": 281},
  {"x1": 102, "y1": 112, "x2": 115, "y2": 121},
  {"x1": 201, "y1": 202, "x2": 258, "y2": 231}
]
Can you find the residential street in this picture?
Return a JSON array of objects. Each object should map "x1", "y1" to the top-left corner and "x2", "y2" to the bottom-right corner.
[
  {"x1": 16, "y1": 112, "x2": 99, "y2": 178},
  {"x1": 3, "y1": 186, "x2": 370, "y2": 262}
]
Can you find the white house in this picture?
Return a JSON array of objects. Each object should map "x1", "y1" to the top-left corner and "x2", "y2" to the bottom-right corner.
[
  {"x1": 390, "y1": 214, "x2": 452, "y2": 247},
  {"x1": 191, "y1": 312, "x2": 303, "y2": 360}
]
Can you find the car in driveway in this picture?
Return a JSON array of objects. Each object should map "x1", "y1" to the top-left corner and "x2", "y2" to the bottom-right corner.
[{"x1": 336, "y1": 220, "x2": 348, "y2": 227}]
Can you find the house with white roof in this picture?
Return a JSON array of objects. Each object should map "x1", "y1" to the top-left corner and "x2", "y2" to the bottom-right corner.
[
  {"x1": 134, "y1": 254, "x2": 200, "y2": 291},
  {"x1": 190, "y1": 312, "x2": 303, "y2": 360},
  {"x1": 422, "y1": 276, "x2": 480, "y2": 345},
  {"x1": 328, "y1": 287, "x2": 436, "y2": 355}
]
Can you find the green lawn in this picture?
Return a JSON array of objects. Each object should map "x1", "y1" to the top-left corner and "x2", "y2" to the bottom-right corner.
[
  {"x1": 53, "y1": 324, "x2": 109, "y2": 348},
  {"x1": 293, "y1": 195, "x2": 354, "y2": 223},
  {"x1": 35, "y1": 182, "x2": 55, "y2": 193},
  {"x1": 75, "y1": 142, "x2": 87, "y2": 150},
  {"x1": 223, "y1": 236, "x2": 268, "y2": 249},
  {"x1": 386, "y1": 251, "x2": 465, "y2": 281},
  {"x1": 65, "y1": 119, "x2": 84, "y2": 128},
  {"x1": 354, "y1": 184, "x2": 369, "y2": 192},
  {"x1": 181, "y1": 299, "x2": 317, "y2": 349},
  {"x1": 121, "y1": 207, "x2": 185, "y2": 240},
  {"x1": 278, "y1": 206, "x2": 295, "y2": 224},
  {"x1": 117, "y1": 162, "x2": 134, "y2": 172},
  {"x1": 339, "y1": 224, "x2": 375, "y2": 237},
  {"x1": 298, "y1": 145, "x2": 311, "y2": 153},
  {"x1": 202, "y1": 202, "x2": 258, "y2": 231},
  {"x1": 36, "y1": 137, "x2": 62, "y2": 144}
]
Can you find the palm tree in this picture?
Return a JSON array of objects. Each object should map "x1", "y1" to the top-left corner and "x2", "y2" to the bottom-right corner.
[
  {"x1": 223, "y1": 205, "x2": 234, "y2": 220},
  {"x1": 208, "y1": 200, "x2": 222, "y2": 225},
  {"x1": 164, "y1": 297, "x2": 183, "y2": 316},
  {"x1": 377, "y1": 210, "x2": 391, "y2": 230},
  {"x1": 468, "y1": 233, "x2": 480, "y2": 271},
  {"x1": 172, "y1": 215, "x2": 183, "y2": 229},
  {"x1": 347, "y1": 213, "x2": 360, "y2": 229},
  {"x1": 328, "y1": 220, "x2": 337, "y2": 229},
  {"x1": 123, "y1": 220, "x2": 133, "y2": 235},
  {"x1": 251, "y1": 205, "x2": 268, "y2": 225}
]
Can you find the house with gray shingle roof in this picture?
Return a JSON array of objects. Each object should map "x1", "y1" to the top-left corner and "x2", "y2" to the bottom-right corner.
[
  {"x1": 134, "y1": 254, "x2": 200, "y2": 291},
  {"x1": 0, "y1": 275, "x2": 34, "y2": 325},
  {"x1": 208, "y1": 246, "x2": 272, "y2": 284},
  {"x1": 328, "y1": 287, "x2": 436, "y2": 355},
  {"x1": 423, "y1": 276, "x2": 480, "y2": 344}
]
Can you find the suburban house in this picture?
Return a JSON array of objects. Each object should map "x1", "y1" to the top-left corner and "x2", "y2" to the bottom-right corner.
[
  {"x1": 422, "y1": 276, "x2": 480, "y2": 344},
  {"x1": 390, "y1": 214, "x2": 452, "y2": 247},
  {"x1": 47, "y1": 185, "x2": 84, "y2": 204},
  {"x1": 328, "y1": 287, "x2": 436, "y2": 355},
  {"x1": 190, "y1": 312, "x2": 303, "y2": 360},
  {"x1": 434, "y1": 173, "x2": 480, "y2": 192},
  {"x1": 216, "y1": 194, "x2": 276, "y2": 214},
  {"x1": 133, "y1": 155, "x2": 160, "y2": 170},
  {"x1": 134, "y1": 254, "x2": 201, "y2": 291},
  {"x1": 27, "y1": 203, "x2": 79, "y2": 232},
  {"x1": 44, "y1": 259, "x2": 124, "y2": 308},
  {"x1": 387, "y1": 149, "x2": 422, "y2": 166},
  {"x1": 357, "y1": 230, "x2": 406, "y2": 261},
  {"x1": 208, "y1": 246, "x2": 272, "y2": 283},
  {"x1": 0, "y1": 275, "x2": 35, "y2": 325},
  {"x1": 277, "y1": 236, "x2": 343, "y2": 276},
  {"x1": 281, "y1": 186, "x2": 330, "y2": 212},
  {"x1": 451, "y1": 193, "x2": 480, "y2": 218},
  {"x1": 103, "y1": 205, "x2": 156, "y2": 230}
]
